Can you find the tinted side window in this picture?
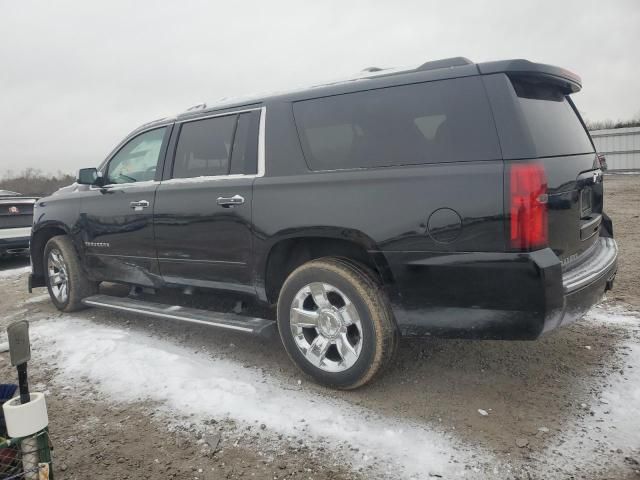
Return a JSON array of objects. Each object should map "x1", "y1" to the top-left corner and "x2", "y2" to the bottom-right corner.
[
  {"x1": 173, "y1": 115, "x2": 237, "y2": 178},
  {"x1": 511, "y1": 78, "x2": 594, "y2": 157},
  {"x1": 106, "y1": 127, "x2": 166, "y2": 184},
  {"x1": 229, "y1": 111, "x2": 260, "y2": 175},
  {"x1": 293, "y1": 76, "x2": 500, "y2": 170}
]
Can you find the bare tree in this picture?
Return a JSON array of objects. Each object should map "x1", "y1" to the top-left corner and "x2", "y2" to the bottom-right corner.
[
  {"x1": 0, "y1": 169, "x2": 75, "y2": 196},
  {"x1": 585, "y1": 115, "x2": 640, "y2": 131}
]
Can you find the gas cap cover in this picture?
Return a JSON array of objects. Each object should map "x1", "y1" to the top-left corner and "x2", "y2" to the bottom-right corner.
[{"x1": 427, "y1": 208, "x2": 462, "y2": 243}]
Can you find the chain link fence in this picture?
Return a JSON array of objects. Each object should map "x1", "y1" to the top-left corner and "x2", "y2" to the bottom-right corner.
[{"x1": 0, "y1": 430, "x2": 52, "y2": 480}]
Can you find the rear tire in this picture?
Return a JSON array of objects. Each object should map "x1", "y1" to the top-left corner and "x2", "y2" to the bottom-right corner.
[
  {"x1": 44, "y1": 235, "x2": 98, "y2": 312},
  {"x1": 277, "y1": 257, "x2": 397, "y2": 389}
]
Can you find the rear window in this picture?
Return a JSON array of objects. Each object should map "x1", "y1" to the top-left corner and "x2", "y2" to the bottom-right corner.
[
  {"x1": 511, "y1": 78, "x2": 594, "y2": 157},
  {"x1": 293, "y1": 76, "x2": 501, "y2": 171}
]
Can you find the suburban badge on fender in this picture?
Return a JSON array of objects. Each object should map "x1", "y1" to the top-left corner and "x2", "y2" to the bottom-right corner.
[{"x1": 85, "y1": 241, "x2": 110, "y2": 248}]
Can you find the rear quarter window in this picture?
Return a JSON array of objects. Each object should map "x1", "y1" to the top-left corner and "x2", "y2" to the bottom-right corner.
[
  {"x1": 511, "y1": 78, "x2": 594, "y2": 157},
  {"x1": 293, "y1": 76, "x2": 501, "y2": 171}
]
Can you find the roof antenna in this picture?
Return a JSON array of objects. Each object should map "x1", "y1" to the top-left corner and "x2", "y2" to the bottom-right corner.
[{"x1": 361, "y1": 67, "x2": 383, "y2": 73}]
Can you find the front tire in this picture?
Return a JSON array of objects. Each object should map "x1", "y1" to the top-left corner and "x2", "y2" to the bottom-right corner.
[
  {"x1": 277, "y1": 257, "x2": 397, "y2": 389},
  {"x1": 44, "y1": 235, "x2": 98, "y2": 312}
]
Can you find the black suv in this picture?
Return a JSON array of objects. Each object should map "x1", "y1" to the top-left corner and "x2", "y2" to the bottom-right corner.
[{"x1": 29, "y1": 57, "x2": 618, "y2": 389}]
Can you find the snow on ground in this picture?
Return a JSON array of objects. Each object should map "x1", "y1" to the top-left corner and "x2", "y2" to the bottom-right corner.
[
  {"x1": 31, "y1": 317, "x2": 486, "y2": 479},
  {"x1": 0, "y1": 266, "x2": 31, "y2": 279},
  {"x1": 26, "y1": 306, "x2": 640, "y2": 478},
  {"x1": 584, "y1": 306, "x2": 640, "y2": 448},
  {"x1": 538, "y1": 306, "x2": 640, "y2": 475},
  {"x1": 23, "y1": 293, "x2": 50, "y2": 305},
  {"x1": 588, "y1": 304, "x2": 640, "y2": 328},
  {"x1": 599, "y1": 343, "x2": 640, "y2": 441}
]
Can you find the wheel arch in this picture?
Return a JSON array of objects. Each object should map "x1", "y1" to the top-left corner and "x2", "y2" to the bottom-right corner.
[
  {"x1": 31, "y1": 223, "x2": 73, "y2": 279},
  {"x1": 258, "y1": 228, "x2": 397, "y2": 305}
]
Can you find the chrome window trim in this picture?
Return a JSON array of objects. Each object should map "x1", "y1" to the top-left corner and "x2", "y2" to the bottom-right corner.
[
  {"x1": 161, "y1": 106, "x2": 266, "y2": 184},
  {"x1": 257, "y1": 105, "x2": 266, "y2": 177},
  {"x1": 161, "y1": 174, "x2": 252, "y2": 185},
  {"x1": 89, "y1": 180, "x2": 159, "y2": 191},
  {"x1": 91, "y1": 106, "x2": 266, "y2": 189}
]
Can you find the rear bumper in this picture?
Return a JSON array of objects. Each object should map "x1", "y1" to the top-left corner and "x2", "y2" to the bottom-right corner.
[
  {"x1": 381, "y1": 236, "x2": 617, "y2": 339},
  {"x1": 548, "y1": 237, "x2": 617, "y2": 332},
  {"x1": 0, "y1": 227, "x2": 31, "y2": 256},
  {"x1": 561, "y1": 237, "x2": 617, "y2": 294}
]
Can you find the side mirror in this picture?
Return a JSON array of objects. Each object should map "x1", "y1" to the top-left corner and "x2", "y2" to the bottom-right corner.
[{"x1": 77, "y1": 168, "x2": 104, "y2": 186}]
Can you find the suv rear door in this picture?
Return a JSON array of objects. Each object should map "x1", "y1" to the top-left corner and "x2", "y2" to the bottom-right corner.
[
  {"x1": 483, "y1": 73, "x2": 601, "y2": 262},
  {"x1": 153, "y1": 108, "x2": 262, "y2": 293}
]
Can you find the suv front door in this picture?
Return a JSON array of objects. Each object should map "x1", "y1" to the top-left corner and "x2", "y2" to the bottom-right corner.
[
  {"x1": 79, "y1": 125, "x2": 171, "y2": 286},
  {"x1": 153, "y1": 109, "x2": 261, "y2": 294}
]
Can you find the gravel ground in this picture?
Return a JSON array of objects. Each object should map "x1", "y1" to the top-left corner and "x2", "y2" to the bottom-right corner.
[{"x1": 0, "y1": 174, "x2": 638, "y2": 479}]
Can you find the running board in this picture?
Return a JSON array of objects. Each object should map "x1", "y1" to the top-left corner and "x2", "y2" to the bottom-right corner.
[{"x1": 81, "y1": 294, "x2": 275, "y2": 337}]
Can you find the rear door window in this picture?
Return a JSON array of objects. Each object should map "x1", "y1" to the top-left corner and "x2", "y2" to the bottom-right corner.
[
  {"x1": 511, "y1": 78, "x2": 594, "y2": 157},
  {"x1": 292, "y1": 76, "x2": 500, "y2": 170},
  {"x1": 173, "y1": 115, "x2": 237, "y2": 178},
  {"x1": 229, "y1": 111, "x2": 260, "y2": 175}
]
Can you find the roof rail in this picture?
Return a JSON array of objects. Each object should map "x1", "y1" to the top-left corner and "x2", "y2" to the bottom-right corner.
[
  {"x1": 417, "y1": 57, "x2": 473, "y2": 71},
  {"x1": 186, "y1": 103, "x2": 207, "y2": 112}
]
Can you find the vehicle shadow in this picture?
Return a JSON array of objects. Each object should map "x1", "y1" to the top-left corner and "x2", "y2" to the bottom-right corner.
[{"x1": 0, "y1": 256, "x2": 30, "y2": 273}]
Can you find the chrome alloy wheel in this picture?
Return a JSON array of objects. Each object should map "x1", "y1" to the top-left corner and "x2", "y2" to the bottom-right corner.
[
  {"x1": 289, "y1": 282, "x2": 364, "y2": 372},
  {"x1": 47, "y1": 248, "x2": 69, "y2": 303}
]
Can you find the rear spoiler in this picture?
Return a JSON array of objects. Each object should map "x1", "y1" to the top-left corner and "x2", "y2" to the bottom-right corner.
[{"x1": 477, "y1": 59, "x2": 582, "y2": 93}]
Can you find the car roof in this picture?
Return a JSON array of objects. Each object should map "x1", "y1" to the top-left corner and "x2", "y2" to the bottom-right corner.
[
  {"x1": 175, "y1": 57, "x2": 479, "y2": 121},
  {"x1": 135, "y1": 57, "x2": 582, "y2": 131}
]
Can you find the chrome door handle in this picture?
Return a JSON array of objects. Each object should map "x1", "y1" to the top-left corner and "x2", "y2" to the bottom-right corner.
[
  {"x1": 130, "y1": 200, "x2": 150, "y2": 211},
  {"x1": 217, "y1": 194, "x2": 245, "y2": 207}
]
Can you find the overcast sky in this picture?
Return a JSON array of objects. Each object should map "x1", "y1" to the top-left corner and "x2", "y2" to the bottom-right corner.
[{"x1": 1, "y1": 0, "x2": 638, "y2": 175}]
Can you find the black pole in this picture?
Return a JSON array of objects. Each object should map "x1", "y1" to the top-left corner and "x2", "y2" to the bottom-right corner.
[{"x1": 17, "y1": 363, "x2": 30, "y2": 404}]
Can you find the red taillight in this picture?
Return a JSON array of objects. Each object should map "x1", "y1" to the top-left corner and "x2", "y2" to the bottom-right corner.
[{"x1": 510, "y1": 163, "x2": 548, "y2": 250}]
